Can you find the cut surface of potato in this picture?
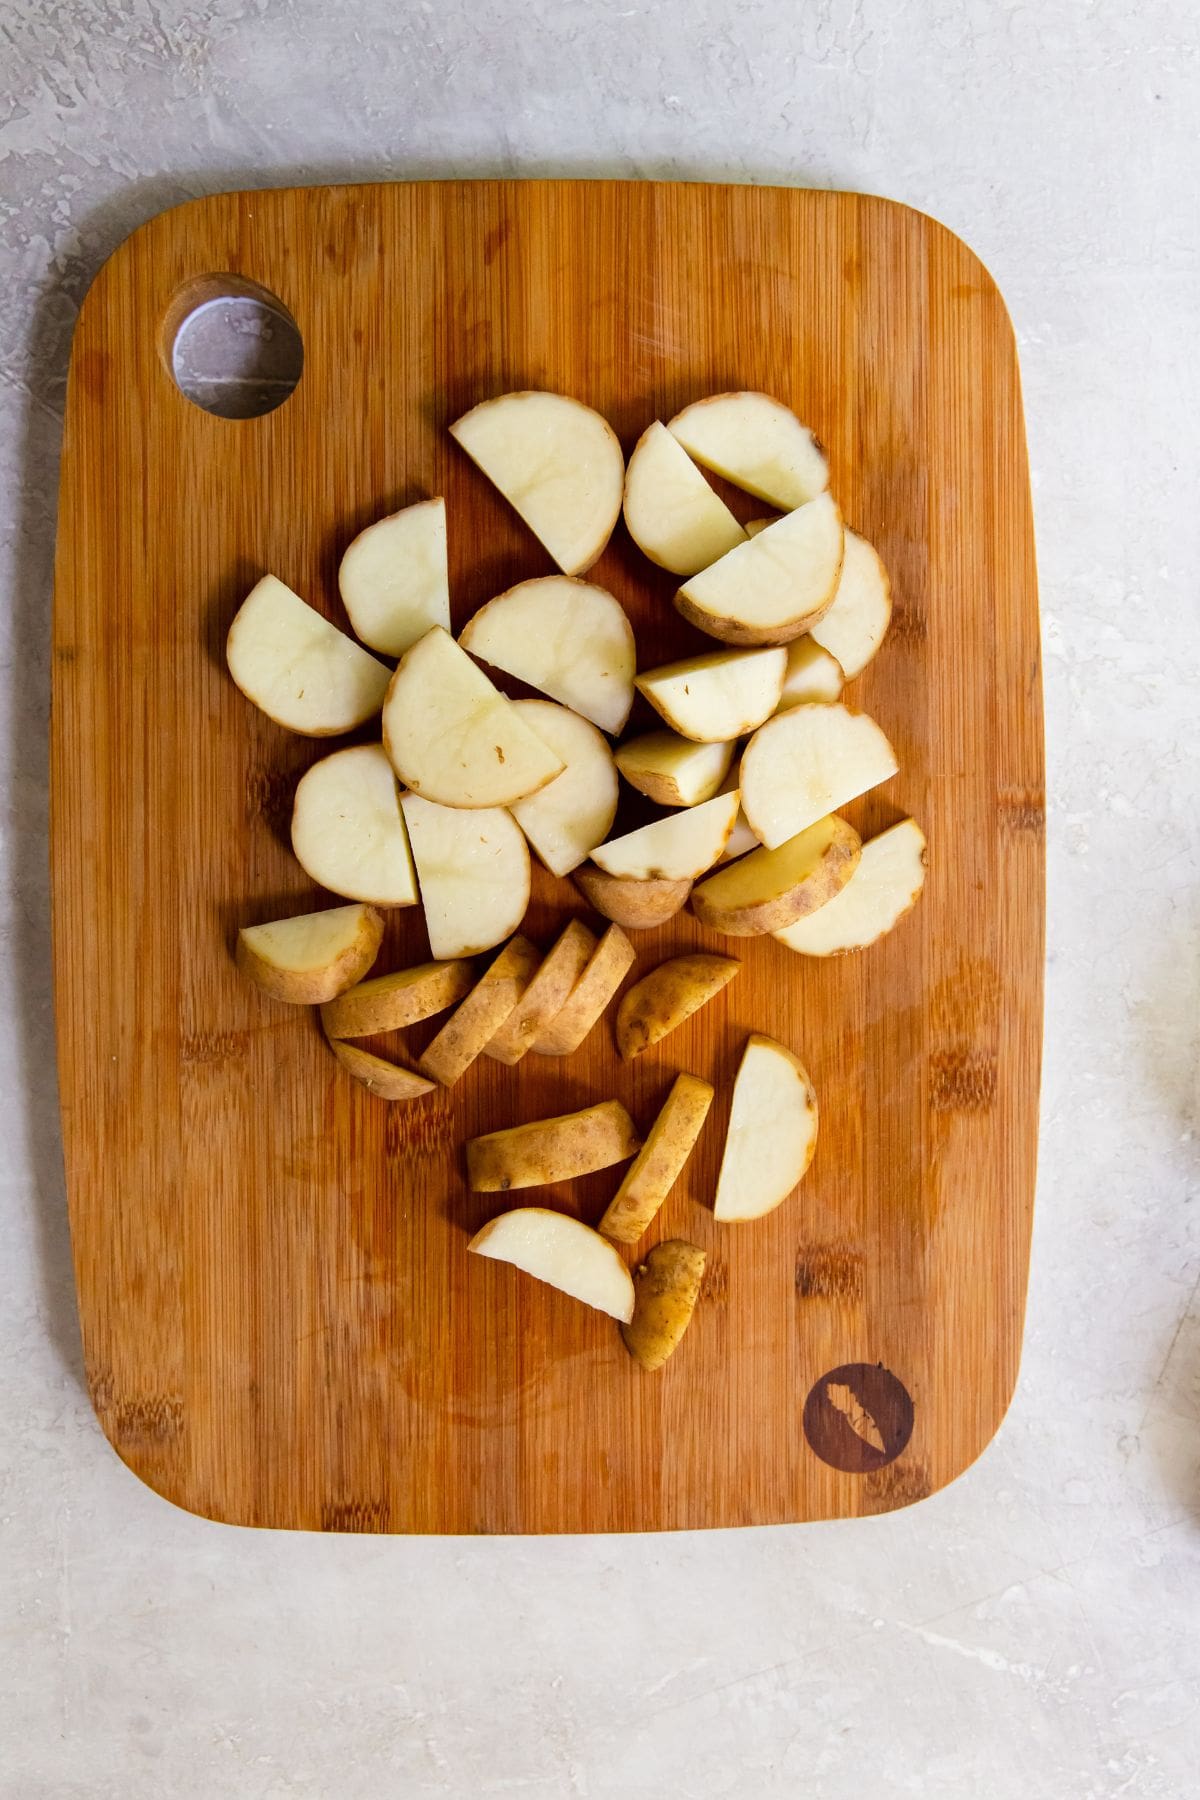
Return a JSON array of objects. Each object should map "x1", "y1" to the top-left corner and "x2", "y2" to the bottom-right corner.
[
  {"x1": 620, "y1": 1240, "x2": 708, "y2": 1370},
  {"x1": 777, "y1": 637, "x2": 845, "y2": 709},
  {"x1": 622, "y1": 421, "x2": 746, "y2": 575},
  {"x1": 667, "y1": 392, "x2": 829, "y2": 511},
  {"x1": 337, "y1": 498, "x2": 450, "y2": 658},
  {"x1": 327, "y1": 1038, "x2": 437, "y2": 1101},
  {"x1": 615, "y1": 732, "x2": 734, "y2": 808},
  {"x1": 676, "y1": 493, "x2": 844, "y2": 646},
  {"x1": 459, "y1": 576, "x2": 635, "y2": 734},
  {"x1": 690, "y1": 813, "x2": 862, "y2": 937},
  {"x1": 449, "y1": 391, "x2": 624, "y2": 574},
  {"x1": 741, "y1": 702, "x2": 899, "y2": 849},
  {"x1": 591, "y1": 790, "x2": 740, "y2": 882},
  {"x1": 775, "y1": 818, "x2": 927, "y2": 955},
  {"x1": 418, "y1": 935, "x2": 540, "y2": 1086},
  {"x1": 227, "y1": 574, "x2": 391, "y2": 736},
  {"x1": 719, "y1": 809, "x2": 761, "y2": 863},
  {"x1": 382, "y1": 626, "x2": 563, "y2": 809},
  {"x1": 635, "y1": 647, "x2": 786, "y2": 743},
  {"x1": 469, "y1": 1208, "x2": 635, "y2": 1322},
  {"x1": 532, "y1": 924, "x2": 637, "y2": 1056},
  {"x1": 508, "y1": 700, "x2": 619, "y2": 876},
  {"x1": 485, "y1": 919, "x2": 596, "y2": 1067},
  {"x1": 599, "y1": 1073, "x2": 714, "y2": 1244},
  {"x1": 400, "y1": 793, "x2": 530, "y2": 961},
  {"x1": 319, "y1": 957, "x2": 475, "y2": 1039},
  {"x1": 572, "y1": 866, "x2": 693, "y2": 931},
  {"x1": 237, "y1": 903, "x2": 384, "y2": 1005},
  {"x1": 713, "y1": 1034, "x2": 818, "y2": 1222},
  {"x1": 292, "y1": 744, "x2": 418, "y2": 906},
  {"x1": 809, "y1": 528, "x2": 893, "y2": 678},
  {"x1": 616, "y1": 952, "x2": 740, "y2": 1061},
  {"x1": 466, "y1": 1101, "x2": 641, "y2": 1191}
]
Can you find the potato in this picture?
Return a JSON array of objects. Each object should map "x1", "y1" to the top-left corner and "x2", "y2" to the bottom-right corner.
[
  {"x1": 615, "y1": 952, "x2": 741, "y2": 1061},
  {"x1": 417, "y1": 935, "x2": 541, "y2": 1087},
  {"x1": 291, "y1": 744, "x2": 419, "y2": 906},
  {"x1": 690, "y1": 813, "x2": 861, "y2": 936},
  {"x1": 226, "y1": 573, "x2": 391, "y2": 736},
  {"x1": 634, "y1": 647, "x2": 786, "y2": 743},
  {"x1": 809, "y1": 528, "x2": 892, "y2": 678},
  {"x1": 777, "y1": 637, "x2": 845, "y2": 709},
  {"x1": 740, "y1": 702, "x2": 898, "y2": 849},
  {"x1": 469, "y1": 1208, "x2": 635, "y2": 1321},
  {"x1": 622, "y1": 420, "x2": 746, "y2": 575},
  {"x1": 400, "y1": 792, "x2": 531, "y2": 960},
  {"x1": 508, "y1": 700, "x2": 619, "y2": 877},
  {"x1": 466, "y1": 1100, "x2": 641, "y2": 1191},
  {"x1": 484, "y1": 919, "x2": 597, "y2": 1067},
  {"x1": 620, "y1": 1240, "x2": 708, "y2": 1370},
  {"x1": 572, "y1": 866, "x2": 694, "y2": 931},
  {"x1": 338, "y1": 498, "x2": 450, "y2": 658},
  {"x1": 774, "y1": 818, "x2": 927, "y2": 955},
  {"x1": 615, "y1": 731, "x2": 734, "y2": 808},
  {"x1": 459, "y1": 576, "x2": 636, "y2": 734},
  {"x1": 590, "y1": 790, "x2": 740, "y2": 882},
  {"x1": 599, "y1": 1073, "x2": 714, "y2": 1243},
  {"x1": 449, "y1": 391, "x2": 624, "y2": 574},
  {"x1": 319, "y1": 957, "x2": 475, "y2": 1039},
  {"x1": 327, "y1": 1038, "x2": 437, "y2": 1101},
  {"x1": 713, "y1": 1034, "x2": 819, "y2": 1222},
  {"x1": 667, "y1": 391, "x2": 829, "y2": 510},
  {"x1": 532, "y1": 925, "x2": 636, "y2": 1056},
  {"x1": 675, "y1": 493, "x2": 845, "y2": 645},
  {"x1": 236, "y1": 903, "x2": 384, "y2": 1005},
  {"x1": 382, "y1": 626, "x2": 563, "y2": 810},
  {"x1": 717, "y1": 807, "x2": 761, "y2": 863}
]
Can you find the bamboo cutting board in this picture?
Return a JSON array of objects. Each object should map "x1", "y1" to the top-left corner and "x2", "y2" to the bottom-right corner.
[{"x1": 52, "y1": 181, "x2": 1043, "y2": 1532}]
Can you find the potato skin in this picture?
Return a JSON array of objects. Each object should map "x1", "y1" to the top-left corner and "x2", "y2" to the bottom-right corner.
[
  {"x1": 673, "y1": 580, "x2": 840, "y2": 647},
  {"x1": 573, "y1": 866, "x2": 693, "y2": 930},
  {"x1": 620, "y1": 1240, "x2": 707, "y2": 1370},
  {"x1": 599, "y1": 1073, "x2": 714, "y2": 1244},
  {"x1": 532, "y1": 925, "x2": 636, "y2": 1057},
  {"x1": 235, "y1": 905, "x2": 384, "y2": 1005},
  {"x1": 327, "y1": 1037, "x2": 437, "y2": 1101},
  {"x1": 418, "y1": 936, "x2": 541, "y2": 1087},
  {"x1": 484, "y1": 920, "x2": 596, "y2": 1066},
  {"x1": 466, "y1": 1101, "x2": 641, "y2": 1191},
  {"x1": 615, "y1": 953, "x2": 741, "y2": 1061},
  {"x1": 320, "y1": 958, "x2": 475, "y2": 1038},
  {"x1": 690, "y1": 814, "x2": 862, "y2": 937}
]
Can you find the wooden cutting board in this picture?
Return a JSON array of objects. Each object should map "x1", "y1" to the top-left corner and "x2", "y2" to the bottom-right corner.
[{"x1": 52, "y1": 181, "x2": 1043, "y2": 1532}]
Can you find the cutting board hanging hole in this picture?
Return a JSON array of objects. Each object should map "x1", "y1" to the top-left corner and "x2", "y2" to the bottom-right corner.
[{"x1": 161, "y1": 273, "x2": 303, "y2": 420}]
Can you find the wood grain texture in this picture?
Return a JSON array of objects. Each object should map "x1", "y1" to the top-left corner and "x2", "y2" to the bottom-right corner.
[{"x1": 51, "y1": 181, "x2": 1043, "y2": 1532}]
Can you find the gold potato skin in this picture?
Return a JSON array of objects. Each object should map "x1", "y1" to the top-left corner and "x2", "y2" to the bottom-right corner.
[
  {"x1": 615, "y1": 953, "x2": 741, "y2": 1061},
  {"x1": 319, "y1": 957, "x2": 476, "y2": 1038},
  {"x1": 327, "y1": 1037, "x2": 437, "y2": 1101},
  {"x1": 466, "y1": 1101, "x2": 641, "y2": 1191},
  {"x1": 235, "y1": 907, "x2": 384, "y2": 1005},
  {"x1": 573, "y1": 866, "x2": 693, "y2": 930},
  {"x1": 620, "y1": 1240, "x2": 708, "y2": 1370}
]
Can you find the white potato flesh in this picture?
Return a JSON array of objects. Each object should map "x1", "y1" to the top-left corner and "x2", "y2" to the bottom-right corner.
[
  {"x1": 713, "y1": 1034, "x2": 819, "y2": 1222},
  {"x1": 775, "y1": 818, "x2": 927, "y2": 955},
  {"x1": 719, "y1": 808, "x2": 761, "y2": 863},
  {"x1": 240, "y1": 905, "x2": 377, "y2": 976},
  {"x1": 449, "y1": 391, "x2": 624, "y2": 574},
  {"x1": 382, "y1": 626, "x2": 563, "y2": 809},
  {"x1": 809, "y1": 528, "x2": 893, "y2": 678},
  {"x1": 591, "y1": 790, "x2": 740, "y2": 882},
  {"x1": 338, "y1": 498, "x2": 450, "y2": 658},
  {"x1": 777, "y1": 637, "x2": 845, "y2": 708},
  {"x1": 741, "y1": 703, "x2": 898, "y2": 849},
  {"x1": 292, "y1": 744, "x2": 418, "y2": 905},
  {"x1": 469, "y1": 1207, "x2": 636, "y2": 1321},
  {"x1": 459, "y1": 576, "x2": 635, "y2": 734},
  {"x1": 676, "y1": 493, "x2": 844, "y2": 645},
  {"x1": 508, "y1": 700, "x2": 619, "y2": 877},
  {"x1": 226, "y1": 574, "x2": 391, "y2": 735},
  {"x1": 622, "y1": 421, "x2": 747, "y2": 575},
  {"x1": 667, "y1": 392, "x2": 829, "y2": 510},
  {"x1": 635, "y1": 647, "x2": 786, "y2": 743},
  {"x1": 400, "y1": 793, "x2": 531, "y2": 960},
  {"x1": 615, "y1": 732, "x2": 734, "y2": 808}
]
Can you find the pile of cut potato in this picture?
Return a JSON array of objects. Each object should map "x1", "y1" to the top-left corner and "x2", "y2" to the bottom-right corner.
[{"x1": 229, "y1": 389, "x2": 927, "y2": 1370}]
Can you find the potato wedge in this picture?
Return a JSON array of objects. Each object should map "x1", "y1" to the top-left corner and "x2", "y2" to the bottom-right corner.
[
  {"x1": 615, "y1": 732, "x2": 734, "y2": 808},
  {"x1": 774, "y1": 818, "x2": 927, "y2": 955},
  {"x1": 741, "y1": 702, "x2": 898, "y2": 849},
  {"x1": 620, "y1": 1240, "x2": 708, "y2": 1369},
  {"x1": 635, "y1": 647, "x2": 786, "y2": 743},
  {"x1": 718, "y1": 808, "x2": 761, "y2": 863},
  {"x1": 616, "y1": 952, "x2": 740, "y2": 1061},
  {"x1": 690, "y1": 814, "x2": 862, "y2": 937},
  {"x1": 327, "y1": 1038, "x2": 437, "y2": 1102},
  {"x1": 590, "y1": 790, "x2": 740, "y2": 883},
  {"x1": 338, "y1": 498, "x2": 450, "y2": 658},
  {"x1": 508, "y1": 701, "x2": 619, "y2": 877},
  {"x1": 469, "y1": 1208, "x2": 635, "y2": 1321},
  {"x1": 676, "y1": 493, "x2": 844, "y2": 645},
  {"x1": 319, "y1": 957, "x2": 475, "y2": 1039},
  {"x1": 400, "y1": 793, "x2": 530, "y2": 961},
  {"x1": 450, "y1": 391, "x2": 624, "y2": 574},
  {"x1": 713, "y1": 1034, "x2": 818, "y2": 1221},
  {"x1": 572, "y1": 866, "x2": 693, "y2": 931},
  {"x1": 226, "y1": 574, "x2": 391, "y2": 736},
  {"x1": 667, "y1": 392, "x2": 829, "y2": 510},
  {"x1": 810, "y1": 528, "x2": 892, "y2": 678},
  {"x1": 382, "y1": 626, "x2": 564, "y2": 809},
  {"x1": 466, "y1": 1100, "x2": 641, "y2": 1191},
  {"x1": 417, "y1": 935, "x2": 540, "y2": 1087},
  {"x1": 777, "y1": 637, "x2": 845, "y2": 708},
  {"x1": 599, "y1": 1073, "x2": 714, "y2": 1244},
  {"x1": 459, "y1": 576, "x2": 636, "y2": 734},
  {"x1": 236, "y1": 903, "x2": 384, "y2": 1005},
  {"x1": 622, "y1": 421, "x2": 746, "y2": 575},
  {"x1": 484, "y1": 919, "x2": 597, "y2": 1067},
  {"x1": 291, "y1": 744, "x2": 418, "y2": 906},
  {"x1": 532, "y1": 924, "x2": 636, "y2": 1056}
]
